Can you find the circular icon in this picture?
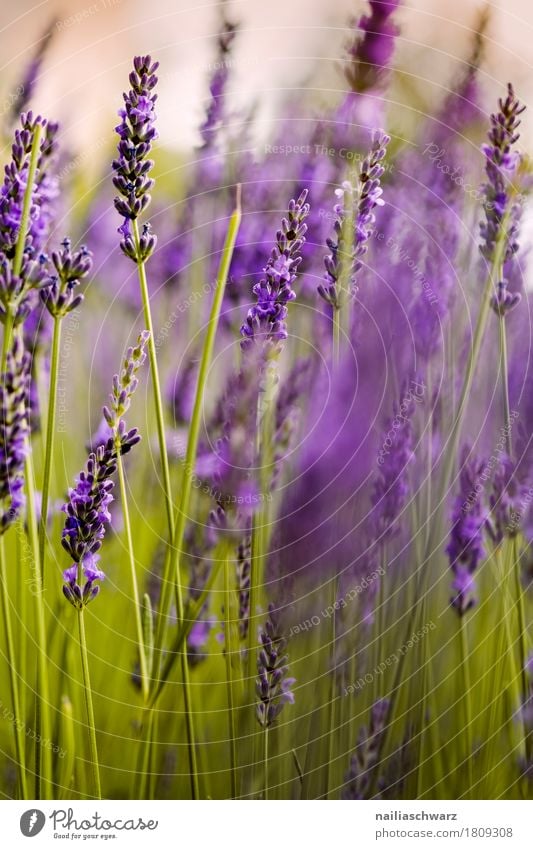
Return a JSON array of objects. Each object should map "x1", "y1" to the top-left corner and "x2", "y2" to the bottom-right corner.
[{"x1": 20, "y1": 810, "x2": 46, "y2": 837}]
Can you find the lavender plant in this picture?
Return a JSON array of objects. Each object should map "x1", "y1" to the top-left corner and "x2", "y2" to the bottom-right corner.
[{"x1": 2, "y1": 1, "x2": 533, "y2": 807}]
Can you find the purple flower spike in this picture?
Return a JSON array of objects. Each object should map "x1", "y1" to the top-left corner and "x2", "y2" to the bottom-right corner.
[
  {"x1": 61, "y1": 333, "x2": 149, "y2": 607},
  {"x1": 319, "y1": 130, "x2": 389, "y2": 309},
  {"x1": 480, "y1": 84, "x2": 525, "y2": 316},
  {"x1": 342, "y1": 698, "x2": 390, "y2": 799},
  {"x1": 113, "y1": 56, "x2": 159, "y2": 262},
  {"x1": 0, "y1": 338, "x2": 31, "y2": 533},
  {"x1": 256, "y1": 603, "x2": 295, "y2": 728},
  {"x1": 240, "y1": 190, "x2": 309, "y2": 355},
  {"x1": 40, "y1": 238, "x2": 93, "y2": 318},
  {"x1": 103, "y1": 330, "x2": 150, "y2": 432},
  {"x1": 446, "y1": 448, "x2": 488, "y2": 616},
  {"x1": 345, "y1": 1, "x2": 402, "y2": 92}
]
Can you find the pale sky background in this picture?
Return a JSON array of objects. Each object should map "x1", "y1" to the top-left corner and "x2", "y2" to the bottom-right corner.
[{"x1": 0, "y1": 0, "x2": 532, "y2": 166}]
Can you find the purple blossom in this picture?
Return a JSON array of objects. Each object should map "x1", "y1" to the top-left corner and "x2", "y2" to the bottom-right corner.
[
  {"x1": 256, "y1": 603, "x2": 295, "y2": 728},
  {"x1": 480, "y1": 84, "x2": 525, "y2": 315},
  {"x1": 446, "y1": 448, "x2": 488, "y2": 615},
  {"x1": 40, "y1": 238, "x2": 92, "y2": 318},
  {"x1": 486, "y1": 454, "x2": 531, "y2": 544},
  {"x1": 113, "y1": 56, "x2": 159, "y2": 262},
  {"x1": 240, "y1": 190, "x2": 309, "y2": 353},
  {"x1": 0, "y1": 338, "x2": 30, "y2": 532},
  {"x1": 319, "y1": 130, "x2": 389, "y2": 312},
  {"x1": 371, "y1": 379, "x2": 422, "y2": 540},
  {"x1": 62, "y1": 334, "x2": 148, "y2": 607},
  {"x1": 342, "y1": 698, "x2": 390, "y2": 799},
  {"x1": 344, "y1": 1, "x2": 401, "y2": 93}
]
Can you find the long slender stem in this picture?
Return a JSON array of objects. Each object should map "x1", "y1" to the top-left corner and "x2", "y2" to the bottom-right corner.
[
  {"x1": 459, "y1": 616, "x2": 473, "y2": 799},
  {"x1": 24, "y1": 449, "x2": 52, "y2": 799},
  {"x1": 78, "y1": 608, "x2": 102, "y2": 799},
  {"x1": 154, "y1": 187, "x2": 242, "y2": 800},
  {"x1": 0, "y1": 536, "x2": 28, "y2": 798},
  {"x1": 132, "y1": 218, "x2": 174, "y2": 538},
  {"x1": 38, "y1": 314, "x2": 62, "y2": 580},
  {"x1": 223, "y1": 549, "x2": 237, "y2": 799},
  {"x1": 116, "y1": 445, "x2": 149, "y2": 702},
  {"x1": 263, "y1": 725, "x2": 269, "y2": 800},
  {"x1": 498, "y1": 314, "x2": 512, "y2": 456},
  {"x1": 439, "y1": 216, "x2": 510, "y2": 502}
]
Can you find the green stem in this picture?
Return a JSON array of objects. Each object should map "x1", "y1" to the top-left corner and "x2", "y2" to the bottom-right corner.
[
  {"x1": 154, "y1": 187, "x2": 242, "y2": 800},
  {"x1": 116, "y1": 443, "x2": 149, "y2": 702},
  {"x1": 38, "y1": 314, "x2": 62, "y2": 581},
  {"x1": 332, "y1": 306, "x2": 341, "y2": 366},
  {"x1": 439, "y1": 219, "x2": 510, "y2": 501},
  {"x1": 24, "y1": 449, "x2": 51, "y2": 799},
  {"x1": 132, "y1": 218, "x2": 174, "y2": 538},
  {"x1": 498, "y1": 314, "x2": 512, "y2": 456},
  {"x1": 513, "y1": 536, "x2": 528, "y2": 703},
  {"x1": 1, "y1": 308, "x2": 15, "y2": 373},
  {"x1": 78, "y1": 607, "x2": 102, "y2": 799},
  {"x1": 247, "y1": 364, "x2": 276, "y2": 684},
  {"x1": 224, "y1": 549, "x2": 237, "y2": 799},
  {"x1": 264, "y1": 725, "x2": 269, "y2": 800},
  {"x1": 0, "y1": 535, "x2": 28, "y2": 798},
  {"x1": 459, "y1": 616, "x2": 473, "y2": 800},
  {"x1": 13, "y1": 124, "x2": 43, "y2": 277}
]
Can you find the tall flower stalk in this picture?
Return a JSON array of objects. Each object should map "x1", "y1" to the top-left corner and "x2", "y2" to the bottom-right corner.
[
  {"x1": 113, "y1": 55, "x2": 174, "y2": 537},
  {"x1": 61, "y1": 357, "x2": 144, "y2": 798},
  {"x1": 240, "y1": 190, "x2": 309, "y2": 676},
  {"x1": 0, "y1": 338, "x2": 31, "y2": 797},
  {"x1": 480, "y1": 84, "x2": 525, "y2": 456},
  {"x1": 102, "y1": 331, "x2": 150, "y2": 701},
  {"x1": 440, "y1": 84, "x2": 524, "y2": 496},
  {"x1": 256, "y1": 604, "x2": 295, "y2": 799},
  {"x1": 0, "y1": 112, "x2": 55, "y2": 799}
]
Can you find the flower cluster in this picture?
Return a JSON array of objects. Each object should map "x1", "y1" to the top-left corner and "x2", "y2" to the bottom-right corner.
[
  {"x1": 0, "y1": 338, "x2": 30, "y2": 532},
  {"x1": 62, "y1": 336, "x2": 148, "y2": 608},
  {"x1": 446, "y1": 449, "x2": 488, "y2": 615},
  {"x1": 319, "y1": 130, "x2": 389, "y2": 308},
  {"x1": 342, "y1": 698, "x2": 390, "y2": 799},
  {"x1": 240, "y1": 190, "x2": 309, "y2": 354},
  {"x1": 61, "y1": 441, "x2": 117, "y2": 608},
  {"x1": 103, "y1": 331, "x2": 150, "y2": 432},
  {"x1": 344, "y1": 1, "x2": 401, "y2": 92},
  {"x1": 0, "y1": 112, "x2": 59, "y2": 328},
  {"x1": 40, "y1": 238, "x2": 93, "y2": 318},
  {"x1": 256, "y1": 603, "x2": 295, "y2": 728},
  {"x1": 480, "y1": 84, "x2": 525, "y2": 315},
  {"x1": 113, "y1": 55, "x2": 159, "y2": 262}
]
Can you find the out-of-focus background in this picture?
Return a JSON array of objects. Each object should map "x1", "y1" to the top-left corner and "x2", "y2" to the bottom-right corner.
[{"x1": 0, "y1": 0, "x2": 531, "y2": 169}]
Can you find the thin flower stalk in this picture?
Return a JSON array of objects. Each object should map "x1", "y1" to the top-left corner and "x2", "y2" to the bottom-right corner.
[{"x1": 113, "y1": 55, "x2": 174, "y2": 537}]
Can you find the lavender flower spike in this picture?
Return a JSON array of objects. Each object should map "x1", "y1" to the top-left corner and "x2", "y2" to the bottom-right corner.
[
  {"x1": 446, "y1": 449, "x2": 487, "y2": 616},
  {"x1": 345, "y1": 1, "x2": 401, "y2": 92},
  {"x1": 62, "y1": 334, "x2": 149, "y2": 608},
  {"x1": 241, "y1": 190, "x2": 309, "y2": 355},
  {"x1": 342, "y1": 698, "x2": 390, "y2": 799},
  {"x1": 113, "y1": 55, "x2": 159, "y2": 263},
  {"x1": 40, "y1": 238, "x2": 93, "y2": 318},
  {"x1": 0, "y1": 338, "x2": 30, "y2": 532},
  {"x1": 256, "y1": 603, "x2": 295, "y2": 728},
  {"x1": 318, "y1": 130, "x2": 389, "y2": 307},
  {"x1": 480, "y1": 84, "x2": 525, "y2": 316},
  {"x1": 103, "y1": 330, "x2": 150, "y2": 432}
]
